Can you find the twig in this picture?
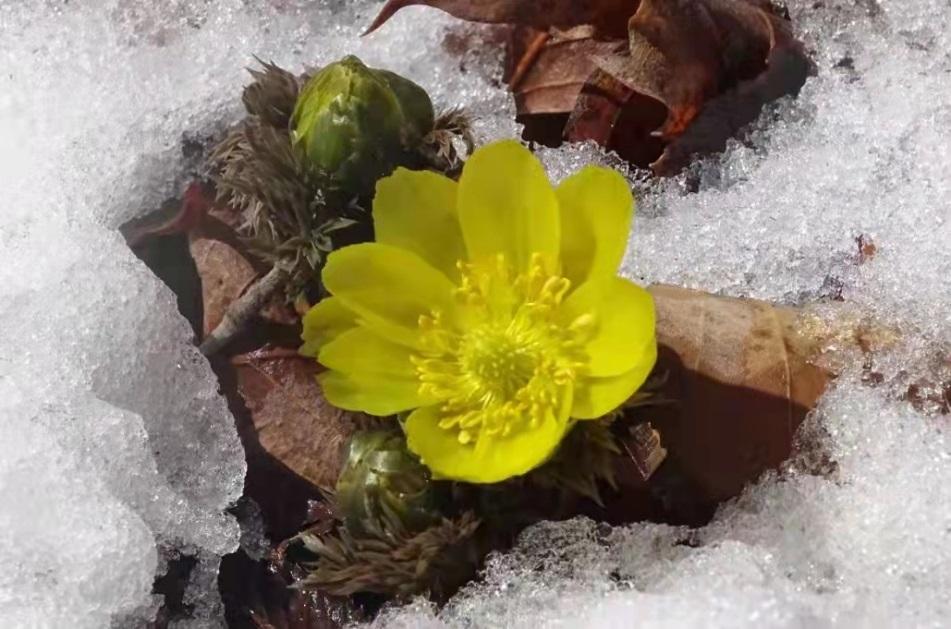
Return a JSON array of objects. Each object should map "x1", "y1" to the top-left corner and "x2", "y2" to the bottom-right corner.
[
  {"x1": 200, "y1": 264, "x2": 289, "y2": 356},
  {"x1": 509, "y1": 31, "x2": 551, "y2": 90}
]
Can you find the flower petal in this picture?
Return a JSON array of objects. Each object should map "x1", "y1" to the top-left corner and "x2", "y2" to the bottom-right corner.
[
  {"x1": 562, "y1": 277, "x2": 656, "y2": 377},
  {"x1": 319, "y1": 326, "x2": 417, "y2": 380},
  {"x1": 556, "y1": 165, "x2": 634, "y2": 287},
  {"x1": 318, "y1": 370, "x2": 424, "y2": 417},
  {"x1": 323, "y1": 243, "x2": 456, "y2": 348},
  {"x1": 405, "y1": 387, "x2": 573, "y2": 484},
  {"x1": 571, "y1": 340, "x2": 657, "y2": 419},
  {"x1": 300, "y1": 297, "x2": 357, "y2": 357},
  {"x1": 373, "y1": 168, "x2": 466, "y2": 280},
  {"x1": 457, "y1": 140, "x2": 559, "y2": 271}
]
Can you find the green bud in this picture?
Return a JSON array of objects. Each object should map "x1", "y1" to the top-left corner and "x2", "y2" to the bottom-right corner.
[
  {"x1": 335, "y1": 429, "x2": 440, "y2": 538},
  {"x1": 290, "y1": 55, "x2": 435, "y2": 193}
]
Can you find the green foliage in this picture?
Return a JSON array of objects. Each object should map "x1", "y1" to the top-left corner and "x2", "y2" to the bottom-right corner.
[
  {"x1": 296, "y1": 510, "x2": 481, "y2": 599},
  {"x1": 296, "y1": 429, "x2": 482, "y2": 599},
  {"x1": 209, "y1": 58, "x2": 474, "y2": 298},
  {"x1": 527, "y1": 417, "x2": 621, "y2": 506}
]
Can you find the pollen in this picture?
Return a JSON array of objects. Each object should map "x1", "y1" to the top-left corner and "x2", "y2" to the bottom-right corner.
[{"x1": 412, "y1": 253, "x2": 593, "y2": 448}]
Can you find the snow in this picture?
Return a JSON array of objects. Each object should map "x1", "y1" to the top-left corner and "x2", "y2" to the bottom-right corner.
[{"x1": 1, "y1": 0, "x2": 950, "y2": 626}]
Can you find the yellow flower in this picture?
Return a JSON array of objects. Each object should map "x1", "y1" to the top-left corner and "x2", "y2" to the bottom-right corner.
[{"x1": 301, "y1": 140, "x2": 656, "y2": 483}]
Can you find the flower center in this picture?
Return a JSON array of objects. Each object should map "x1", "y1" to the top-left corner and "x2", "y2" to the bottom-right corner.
[
  {"x1": 411, "y1": 253, "x2": 594, "y2": 448},
  {"x1": 459, "y1": 324, "x2": 540, "y2": 400}
]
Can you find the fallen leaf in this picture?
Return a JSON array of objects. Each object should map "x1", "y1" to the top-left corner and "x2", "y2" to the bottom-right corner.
[
  {"x1": 857, "y1": 234, "x2": 877, "y2": 263},
  {"x1": 189, "y1": 234, "x2": 260, "y2": 338},
  {"x1": 175, "y1": 180, "x2": 299, "y2": 338},
  {"x1": 590, "y1": 285, "x2": 833, "y2": 526},
  {"x1": 232, "y1": 349, "x2": 360, "y2": 492},
  {"x1": 509, "y1": 27, "x2": 624, "y2": 115},
  {"x1": 145, "y1": 181, "x2": 356, "y2": 536},
  {"x1": 568, "y1": 0, "x2": 814, "y2": 173},
  {"x1": 616, "y1": 284, "x2": 831, "y2": 520},
  {"x1": 366, "y1": 0, "x2": 638, "y2": 39},
  {"x1": 374, "y1": 0, "x2": 813, "y2": 173},
  {"x1": 121, "y1": 181, "x2": 213, "y2": 248},
  {"x1": 561, "y1": 65, "x2": 668, "y2": 167}
]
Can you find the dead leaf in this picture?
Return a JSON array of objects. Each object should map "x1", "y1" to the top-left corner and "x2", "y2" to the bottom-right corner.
[
  {"x1": 624, "y1": 284, "x2": 831, "y2": 516},
  {"x1": 177, "y1": 180, "x2": 298, "y2": 337},
  {"x1": 378, "y1": 0, "x2": 813, "y2": 174},
  {"x1": 568, "y1": 0, "x2": 813, "y2": 173},
  {"x1": 366, "y1": 0, "x2": 638, "y2": 39},
  {"x1": 857, "y1": 234, "x2": 877, "y2": 263},
  {"x1": 189, "y1": 234, "x2": 260, "y2": 337},
  {"x1": 124, "y1": 180, "x2": 354, "y2": 537},
  {"x1": 562, "y1": 65, "x2": 668, "y2": 167},
  {"x1": 121, "y1": 181, "x2": 213, "y2": 248},
  {"x1": 644, "y1": 1, "x2": 815, "y2": 174},
  {"x1": 175, "y1": 187, "x2": 356, "y2": 491},
  {"x1": 232, "y1": 348, "x2": 360, "y2": 491},
  {"x1": 510, "y1": 27, "x2": 626, "y2": 118}
]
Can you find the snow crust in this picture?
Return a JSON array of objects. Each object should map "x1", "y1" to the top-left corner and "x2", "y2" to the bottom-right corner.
[{"x1": 1, "y1": 0, "x2": 950, "y2": 626}]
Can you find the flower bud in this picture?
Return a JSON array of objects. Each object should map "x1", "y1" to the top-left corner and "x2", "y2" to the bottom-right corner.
[
  {"x1": 291, "y1": 55, "x2": 434, "y2": 193},
  {"x1": 335, "y1": 430, "x2": 440, "y2": 538}
]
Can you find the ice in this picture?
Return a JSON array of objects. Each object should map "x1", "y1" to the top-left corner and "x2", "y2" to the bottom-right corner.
[{"x1": 3, "y1": 0, "x2": 951, "y2": 626}]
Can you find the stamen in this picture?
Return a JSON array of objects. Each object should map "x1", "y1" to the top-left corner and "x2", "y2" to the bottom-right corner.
[{"x1": 412, "y1": 253, "x2": 590, "y2": 448}]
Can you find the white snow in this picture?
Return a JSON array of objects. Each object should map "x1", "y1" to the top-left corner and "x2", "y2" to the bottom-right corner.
[{"x1": 1, "y1": 0, "x2": 950, "y2": 626}]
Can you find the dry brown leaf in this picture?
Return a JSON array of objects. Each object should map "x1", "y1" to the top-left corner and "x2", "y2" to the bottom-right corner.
[
  {"x1": 149, "y1": 182, "x2": 357, "y2": 536},
  {"x1": 627, "y1": 284, "x2": 831, "y2": 513},
  {"x1": 509, "y1": 27, "x2": 623, "y2": 115},
  {"x1": 559, "y1": 65, "x2": 668, "y2": 167},
  {"x1": 366, "y1": 0, "x2": 638, "y2": 38},
  {"x1": 121, "y1": 182, "x2": 213, "y2": 247},
  {"x1": 180, "y1": 182, "x2": 299, "y2": 338},
  {"x1": 567, "y1": 0, "x2": 813, "y2": 173},
  {"x1": 377, "y1": 0, "x2": 812, "y2": 174},
  {"x1": 651, "y1": 283, "x2": 829, "y2": 410},
  {"x1": 189, "y1": 235, "x2": 260, "y2": 338},
  {"x1": 232, "y1": 349, "x2": 359, "y2": 492},
  {"x1": 172, "y1": 183, "x2": 356, "y2": 492}
]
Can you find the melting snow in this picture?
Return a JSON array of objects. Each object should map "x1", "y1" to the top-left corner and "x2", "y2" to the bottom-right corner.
[{"x1": 1, "y1": 0, "x2": 949, "y2": 626}]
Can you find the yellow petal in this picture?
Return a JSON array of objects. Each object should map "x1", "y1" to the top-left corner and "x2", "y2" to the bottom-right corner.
[
  {"x1": 322, "y1": 243, "x2": 456, "y2": 348},
  {"x1": 373, "y1": 168, "x2": 466, "y2": 280},
  {"x1": 405, "y1": 387, "x2": 573, "y2": 484},
  {"x1": 318, "y1": 370, "x2": 424, "y2": 417},
  {"x1": 571, "y1": 340, "x2": 657, "y2": 419},
  {"x1": 562, "y1": 277, "x2": 656, "y2": 377},
  {"x1": 457, "y1": 140, "x2": 559, "y2": 271},
  {"x1": 556, "y1": 165, "x2": 634, "y2": 287},
  {"x1": 299, "y1": 297, "x2": 356, "y2": 357},
  {"x1": 318, "y1": 326, "x2": 415, "y2": 379}
]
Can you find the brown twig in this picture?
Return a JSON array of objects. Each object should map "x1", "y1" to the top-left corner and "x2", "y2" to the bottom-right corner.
[
  {"x1": 200, "y1": 264, "x2": 289, "y2": 356},
  {"x1": 509, "y1": 31, "x2": 551, "y2": 90}
]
